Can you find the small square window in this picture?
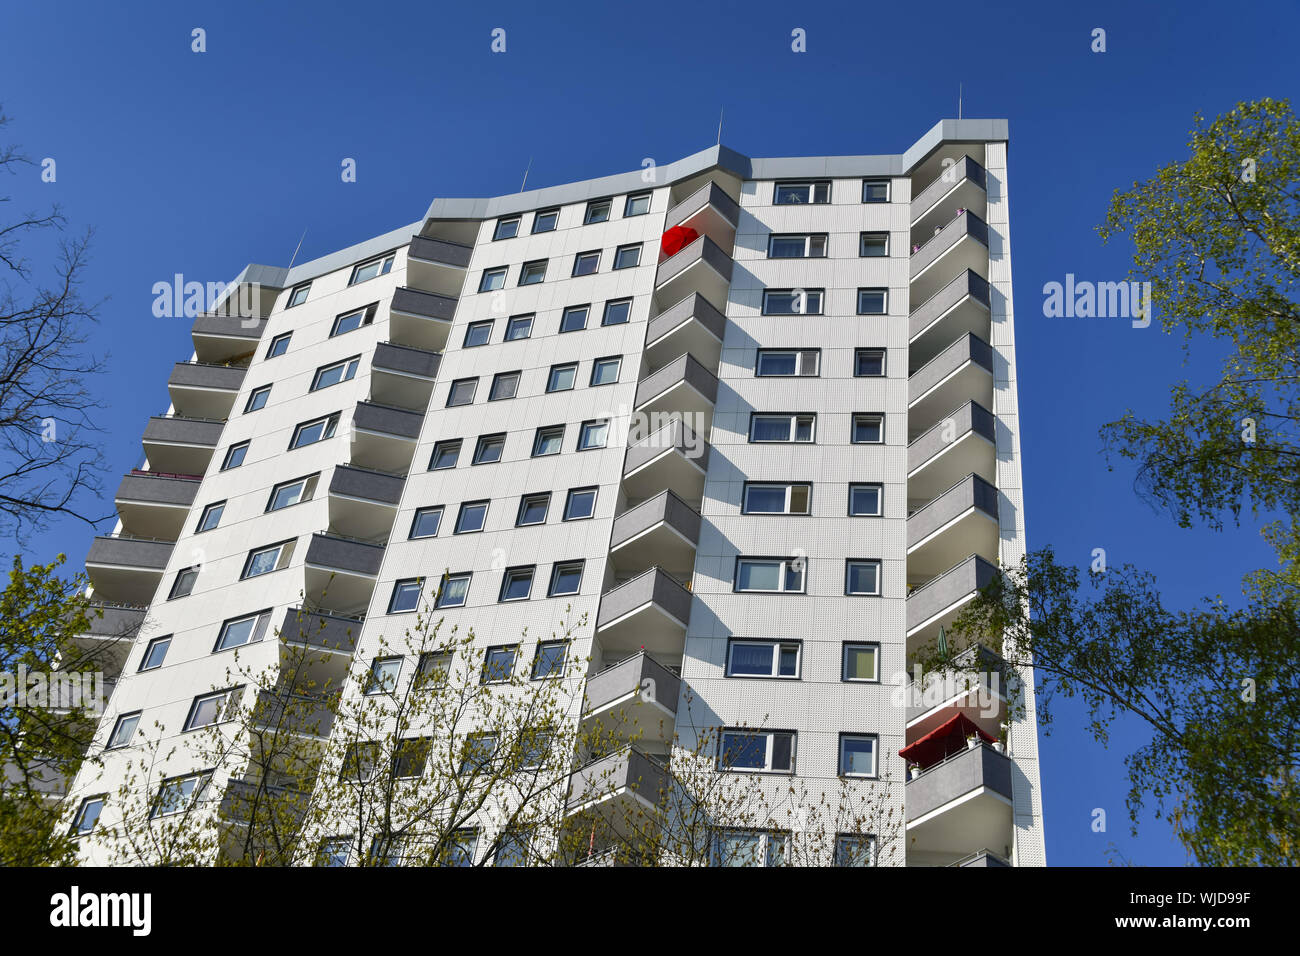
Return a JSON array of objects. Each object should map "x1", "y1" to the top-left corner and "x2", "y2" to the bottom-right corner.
[
  {"x1": 859, "y1": 232, "x2": 889, "y2": 257},
  {"x1": 532, "y1": 425, "x2": 564, "y2": 457},
  {"x1": 365, "y1": 657, "x2": 403, "y2": 695},
  {"x1": 505, "y1": 314, "x2": 533, "y2": 340},
  {"x1": 331, "y1": 304, "x2": 377, "y2": 337},
  {"x1": 584, "y1": 199, "x2": 611, "y2": 224},
  {"x1": 839, "y1": 734, "x2": 878, "y2": 777},
  {"x1": 499, "y1": 566, "x2": 535, "y2": 602},
  {"x1": 482, "y1": 645, "x2": 518, "y2": 683},
  {"x1": 287, "y1": 282, "x2": 311, "y2": 308},
  {"x1": 479, "y1": 267, "x2": 507, "y2": 293},
  {"x1": 848, "y1": 483, "x2": 883, "y2": 516},
  {"x1": 613, "y1": 244, "x2": 641, "y2": 270},
  {"x1": 185, "y1": 689, "x2": 238, "y2": 731},
  {"x1": 429, "y1": 439, "x2": 462, "y2": 470},
  {"x1": 518, "y1": 260, "x2": 547, "y2": 285},
  {"x1": 624, "y1": 193, "x2": 651, "y2": 217},
  {"x1": 244, "y1": 385, "x2": 271, "y2": 413},
  {"x1": 196, "y1": 501, "x2": 225, "y2": 533},
  {"x1": 548, "y1": 561, "x2": 584, "y2": 597},
  {"x1": 602, "y1": 299, "x2": 632, "y2": 326},
  {"x1": 572, "y1": 251, "x2": 600, "y2": 277},
  {"x1": 447, "y1": 378, "x2": 477, "y2": 407},
  {"x1": 493, "y1": 217, "x2": 520, "y2": 241},
  {"x1": 835, "y1": 834, "x2": 877, "y2": 867},
  {"x1": 139, "y1": 636, "x2": 171, "y2": 671},
  {"x1": 473, "y1": 433, "x2": 506, "y2": 465},
  {"x1": 590, "y1": 356, "x2": 621, "y2": 386},
  {"x1": 389, "y1": 578, "x2": 424, "y2": 613},
  {"x1": 559, "y1": 305, "x2": 589, "y2": 333},
  {"x1": 415, "y1": 651, "x2": 452, "y2": 687},
  {"x1": 845, "y1": 559, "x2": 881, "y2": 596},
  {"x1": 532, "y1": 208, "x2": 559, "y2": 233},
  {"x1": 267, "y1": 332, "x2": 292, "y2": 358},
  {"x1": 577, "y1": 420, "x2": 608, "y2": 450},
  {"x1": 852, "y1": 413, "x2": 884, "y2": 444},
  {"x1": 563, "y1": 487, "x2": 597, "y2": 520},
  {"x1": 152, "y1": 772, "x2": 211, "y2": 817},
  {"x1": 463, "y1": 320, "x2": 493, "y2": 347},
  {"x1": 317, "y1": 839, "x2": 352, "y2": 867},
  {"x1": 488, "y1": 371, "x2": 520, "y2": 401},
  {"x1": 532, "y1": 641, "x2": 568, "y2": 678},
  {"x1": 350, "y1": 254, "x2": 394, "y2": 285},
  {"x1": 861, "y1": 179, "x2": 890, "y2": 203},
  {"x1": 547, "y1": 363, "x2": 578, "y2": 393},
  {"x1": 842, "y1": 643, "x2": 879, "y2": 682},
  {"x1": 857, "y1": 288, "x2": 888, "y2": 315},
  {"x1": 107, "y1": 712, "x2": 140, "y2": 750},
  {"x1": 516, "y1": 493, "x2": 550, "y2": 526},
  {"x1": 455, "y1": 500, "x2": 489, "y2": 534},
  {"x1": 410, "y1": 507, "x2": 443, "y2": 539},
  {"x1": 854, "y1": 348, "x2": 886, "y2": 376},
  {"x1": 221, "y1": 441, "x2": 249, "y2": 470},
  {"x1": 169, "y1": 566, "x2": 199, "y2": 599},
  {"x1": 435, "y1": 572, "x2": 471, "y2": 608},
  {"x1": 460, "y1": 734, "x2": 497, "y2": 775},
  {"x1": 72, "y1": 796, "x2": 105, "y2": 836}
]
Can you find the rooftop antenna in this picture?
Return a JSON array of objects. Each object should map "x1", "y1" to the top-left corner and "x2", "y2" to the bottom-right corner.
[
  {"x1": 958, "y1": 83, "x2": 963, "y2": 120},
  {"x1": 288, "y1": 228, "x2": 307, "y2": 269},
  {"x1": 520, "y1": 156, "x2": 533, "y2": 192},
  {"x1": 716, "y1": 107, "x2": 724, "y2": 146}
]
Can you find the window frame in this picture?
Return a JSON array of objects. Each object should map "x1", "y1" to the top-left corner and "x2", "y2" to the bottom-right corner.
[
  {"x1": 577, "y1": 419, "x2": 609, "y2": 451},
  {"x1": 517, "y1": 259, "x2": 548, "y2": 286},
  {"x1": 168, "y1": 566, "x2": 199, "y2": 600},
  {"x1": 388, "y1": 578, "x2": 425, "y2": 614},
  {"x1": 454, "y1": 500, "x2": 489, "y2": 534},
  {"x1": 572, "y1": 250, "x2": 601, "y2": 277},
  {"x1": 266, "y1": 474, "x2": 319, "y2": 512},
  {"x1": 531, "y1": 208, "x2": 559, "y2": 234},
  {"x1": 106, "y1": 711, "x2": 141, "y2": 750},
  {"x1": 289, "y1": 413, "x2": 340, "y2": 450},
  {"x1": 531, "y1": 641, "x2": 568, "y2": 679},
  {"x1": 463, "y1": 320, "x2": 493, "y2": 348},
  {"x1": 531, "y1": 425, "x2": 564, "y2": 458},
  {"x1": 547, "y1": 362, "x2": 578, "y2": 393},
  {"x1": 498, "y1": 566, "x2": 535, "y2": 603},
  {"x1": 365, "y1": 656, "x2": 403, "y2": 695},
  {"x1": 838, "y1": 733, "x2": 879, "y2": 778},
  {"x1": 854, "y1": 348, "x2": 886, "y2": 377},
  {"x1": 348, "y1": 253, "x2": 395, "y2": 286},
  {"x1": 478, "y1": 267, "x2": 507, "y2": 293},
  {"x1": 434, "y1": 572, "x2": 471, "y2": 609},
  {"x1": 848, "y1": 482, "x2": 884, "y2": 517},
  {"x1": 845, "y1": 559, "x2": 883, "y2": 596},
  {"x1": 286, "y1": 282, "x2": 311, "y2": 308},
  {"x1": 717, "y1": 728, "x2": 797, "y2": 773},
  {"x1": 725, "y1": 639, "x2": 801, "y2": 679},
  {"x1": 590, "y1": 355, "x2": 621, "y2": 387},
  {"x1": 183, "y1": 688, "x2": 239, "y2": 732},
  {"x1": 624, "y1": 193, "x2": 651, "y2": 217},
  {"x1": 856, "y1": 288, "x2": 888, "y2": 315},
  {"x1": 612, "y1": 243, "x2": 642, "y2": 270},
  {"x1": 761, "y1": 288, "x2": 824, "y2": 315},
  {"x1": 547, "y1": 560, "x2": 584, "y2": 597},
  {"x1": 266, "y1": 331, "x2": 292, "y2": 357},
  {"x1": 481, "y1": 645, "x2": 519, "y2": 684},
  {"x1": 195, "y1": 500, "x2": 225, "y2": 533},
  {"x1": 740, "y1": 481, "x2": 812, "y2": 516},
  {"x1": 221, "y1": 441, "x2": 249, "y2": 470},
  {"x1": 472, "y1": 433, "x2": 506, "y2": 465},
  {"x1": 516, "y1": 492, "x2": 550, "y2": 527},
  {"x1": 492, "y1": 216, "x2": 520, "y2": 241},
  {"x1": 214, "y1": 610, "x2": 272, "y2": 652},
  {"x1": 72, "y1": 796, "x2": 105, "y2": 836},
  {"x1": 244, "y1": 385, "x2": 271, "y2": 414},
  {"x1": 755, "y1": 349, "x2": 819, "y2": 377},
  {"x1": 446, "y1": 377, "x2": 478, "y2": 407},
  {"x1": 601, "y1": 298, "x2": 632, "y2": 326},
  {"x1": 409, "y1": 506, "x2": 443, "y2": 539},
  {"x1": 583, "y1": 198, "x2": 612, "y2": 224},
  {"x1": 861, "y1": 178, "x2": 891, "y2": 203},
  {"x1": 733, "y1": 557, "x2": 807, "y2": 594},
  {"x1": 330, "y1": 303, "x2": 377, "y2": 336},
  {"x1": 851, "y1": 413, "x2": 885, "y2": 445},
  {"x1": 841, "y1": 642, "x2": 881, "y2": 683},
  {"x1": 311, "y1": 356, "x2": 361, "y2": 392},
  {"x1": 139, "y1": 636, "x2": 171, "y2": 672},
  {"x1": 859, "y1": 231, "x2": 889, "y2": 257},
  {"x1": 767, "y1": 233, "x2": 828, "y2": 258},
  {"x1": 563, "y1": 486, "x2": 598, "y2": 521},
  {"x1": 773, "y1": 180, "x2": 831, "y2": 205},
  {"x1": 429, "y1": 439, "x2": 462, "y2": 470},
  {"x1": 748, "y1": 412, "x2": 816, "y2": 443},
  {"x1": 559, "y1": 304, "x2": 589, "y2": 333},
  {"x1": 504, "y1": 314, "x2": 533, "y2": 340},
  {"x1": 241, "y1": 539, "x2": 296, "y2": 580}
]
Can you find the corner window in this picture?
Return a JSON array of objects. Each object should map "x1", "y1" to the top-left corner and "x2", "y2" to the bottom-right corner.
[
  {"x1": 741, "y1": 482, "x2": 811, "y2": 515},
  {"x1": 848, "y1": 483, "x2": 883, "y2": 517},
  {"x1": 774, "y1": 180, "x2": 830, "y2": 205},
  {"x1": 726, "y1": 640, "x2": 800, "y2": 678},
  {"x1": 584, "y1": 198, "x2": 611, "y2": 224},
  {"x1": 349, "y1": 254, "x2": 394, "y2": 285},
  {"x1": 493, "y1": 216, "x2": 520, "y2": 241},
  {"x1": 735, "y1": 557, "x2": 805, "y2": 594},
  {"x1": 762, "y1": 289, "x2": 824, "y2": 315},
  {"x1": 845, "y1": 559, "x2": 881, "y2": 596},
  {"x1": 718, "y1": 729, "x2": 795, "y2": 772},
  {"x1": 857, "y1": 288, "x2": 888, "y2": 315},
  {"x1": 755, "y1": 349, "x2": 818, "y2": 377},
  {"x1": 572, "y1": 250, "x2": 600, "y2": 277}
]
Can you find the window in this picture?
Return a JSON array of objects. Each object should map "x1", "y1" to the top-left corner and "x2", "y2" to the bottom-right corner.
[
  {"x1": 713, "y1": 830, "x2": 788, "y2": 867},
  {"x1": 342, "y1": 742, "x2": 379, "y2": 782},
  {"x1": 415, "y1": 652, "x2": 452, "y2": 687},
  {"x1": 857, "y1": 288, "x2": 888, "y2": 315},
  {"x1": 516, "y1": 493, "x2": 550, "y2": 526},
  {"x1": 532, "y1": 208, "x2": 559, "y2": 233},
  {"x1": 106, "y1": 712, "x2": 140, "y2": 750},
  {"x1": 861, "y1": 178, "x2": 890, "y2": 203},
  {"x1": 459, "y1": 734, "x2": 497, "y2": 774},
  {"x1": 613, "y1": 243, "x2": 641, "y2": 269},
  {"x1": 495, "y1": 829, "x2": 531, "y2": 867},
  {"x1": 463, "y1": 320, "x2": 493, "y2": 347},
  {"x1": 311, "y1": 356, "x2": 360, "y2": 391},
  {"x1": 845, "y1": 559, "x2": 882, "y2": 596},
  {"x1": 435, "y1": 572, "x2": 471, "y2": 608},
  {"x1": 290, "y1": 413, "x2": 339, "y2": 449},
  {"x1": 409, "y1": 507, "x2": 443, "y2": 539},
  {"x1": 572, "y1": 250, "x2": 600, "y2": 277},
  {"x1": 139, "y1": 636, "x2": 171, "y2": 671},
  {"x1": 532, "y1": 425, "x2": 564, "y2": 457},
  {"x1": 547, "y1": 363, "x2": 578, "y2": 392},
  {"x1": 774, "y1": 180, "x2": 830, "y2": 204},
  {"x1": 267, "y1": 474, "x2": 318, "y2": 512},
  {"x1": 839, "y1": 734, "x2": 878, "y2": 777},
  {"x1": 741, "y1": 482, "x2": 811, "y2": 515},
  {"x1": 429, "y1": 439, "x2": 461, "y2": 470},
  {"x1": 196, "y1": 501, "x2": 225, "y2": 533},
  {"x1": 365, "y1": 657, "x2": 403, "y2": 695},
  {"x1": 559, "y1": 305, "x2": 589, "y2": 333},
  {"x1": 499, "y1": 566, "x2": 534, "y2": 602},
  {"x1": 317, "y1": 839, "x2": 352, "y2": 868},
  {"x1": 835, "y1": 834, "x2": 877, "y2": 866},
  {"x1": 479, "y1": 267, "x2": 507, "y2": 292},
  {"x1": 851, "y1": 413, "x2": 884, "y2": 444},
  {"x1": 577, "y1": 420, "x2": 608, "y2": 450},
  {"x1": 215, "y1": 611, "x2": 271, "y2": 651},
  {"x1": 848, "y1": 483, "x2": 883, "y2": 516},
  {"x1": 755, "y1": 349, "x2": 818, "y2": 377},
  {"x1": 584, "y1": 198, "x2": 611, "y2": 224},
  {"x1": 532, "y1": 641, "x2": 568, "y2": 679},
  {"x1": 72, "y1": 796, "x2": 104, "y2": 836},
  {"x1": 244, "y1": 385, "x2": 271, "y2": 413},
  {"x1": 602, "y1": 298, "x2": 632, "y2": 326},
  {"x1": 859, "y1": 232, "x2": 889, "y2": 257},
  {"x1": 267, "y1": 332, "x2": 292, "y2": 357},
  {"x1": 842, "y1": 643, "x2": 880, "y2": 682},
  {"x1": 473, "y1": 433, "x2": 506, "y2": 465},
  {"x1": 287, "y1": 282, "x2": 311, "y2": 308},
  {"x1": 624, "y1": 193, "x2": 651, "y2": 217},
  {"x1": 564, "y1": 486, "x2": 597, "y2": 520},
  {"x1": 762, "y1": 288, "x2": 824, "y2": 315},
  {"x1": 518, "y1": 259, "x2": 547, "y2": 285},
  {"x1": 735, "y1": 558, "x2": 806, "y2": 594},
  {"x1": 447, "y1": 377, "x2": 477, "y2": 407},
  {"x1": 331, "y1": 303, "x2": 378, "y2": 336},
  {"x1": 221, "y1": 441, "x2": 249, "y2": 470},
  {"x1": 767, "y1": 233, "x2": 827, "y2": 258},
  {"x1": 505, "y1": 314, "x2": 533, "y2": 340},
  {"x1": 590, "y1": 356, "x2": 621, "y2": 386},
  {"x1": 242, "y1": 539, "x2": 295, "y2": 579},
  {"x1": 718, "y1": 729, "x2": 795, "y2": 772},
  {"x1": 548, "y1": 560, "x2": 583, "y2": 596},
  {"x1": 393, "y1": 738, "x2": 431, "y2": 778},
  {"x1": 169, "y1": 566, "x2": 199, "y2": 599},
  {"x1": 388, "y1": 578, "x2": 424, "y2": 613},
  {"x1": 482, "y1": 645, "x2": 518, "y2": 683},
  {"x1": 184, "y1": 689, "x2": 239, "y2": 731},
  {"x1": 726, "y1": 640, "x2": 800, "y2": 678},
  {"x1": 749, "y1": 413, "x2": 815, "y2": 443},
  {"x1": 493, "y1": 216, "x2": 520, "y2": 240},
  {"x1": 854, "y1": 348, "x2": 886, "y2": 376},
  {"x1": 152, "y1": 772, "x2": 210, "y2": 817},
  {"x1": 454, "y1": 500, "x2": 488, "y2": 533},
  {"x1": 349, "y1": 254, "x2": 394, "y2": 285}
]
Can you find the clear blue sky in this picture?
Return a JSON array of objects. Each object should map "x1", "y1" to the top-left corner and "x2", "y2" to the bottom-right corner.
[{"x1": 2, "y1": 0, "x2": 1295, "y2": 865}]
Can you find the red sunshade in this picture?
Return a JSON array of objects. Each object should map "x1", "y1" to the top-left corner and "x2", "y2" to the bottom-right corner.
[
  {"x1": 898, "y1": 712, "x2": 995, "y2": 767},
  {"x1": 660, "y1": 225, "x2": 699, "y2": 259}
]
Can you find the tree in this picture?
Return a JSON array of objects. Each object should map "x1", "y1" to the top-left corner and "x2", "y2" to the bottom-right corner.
[{"x1": 0, "y1": 108, "x2": 106, "y2": 547}]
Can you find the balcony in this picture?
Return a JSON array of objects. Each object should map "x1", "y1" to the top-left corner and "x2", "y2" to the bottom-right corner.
[
  {"x1": 906, "y1": 744, "x2": 1013, "y2": 865},
  {"x1": 278, "y1": 606, "x2": 362, "y2": 658},
  {"x1": 907, "y1": 401, "x2": 997, "y2": 503},
  {"x1": 907, "y1": 474, "x2": 999, "y2": 579},
  {"x1": 950, "y1": 849, "x2": 1012, "y2": 867},
  {"x1": 906, "y1": 643, "x2": 1009, "y2": 743},
  {"x1": 68, "y1": 603, "x2": 147, "y2": 679},
  {"x1": 350, "y1": 401, "x2": 423, "y2": 474},
  {"x1": 654, "y1": 235, "x2": 732, "y2": 312},
  {"x1": 909, "y1": 211, "x2": 990, "y2": 305},
  {"x1": 567, "y1": 747, "x2": 669, "y2": 824},
  {"x1": 609, "y1": 491, "x2": 700, "y2": 581},
  {"x1": 622, "y1": 419, "x2": 711, "y2": 509},
  {"x1": 906, "y1": 553, "x2": 999, "y2": 651},
  {"x1": 85, "y1": 534, "x2": 173, "y2": 605},
  {"x1": 582, "y1": 653, "x2": 681, "y2": 746},
  {"x1": 191, "y1": 313, "x2": 267, "y2": 364},
  {"x1": 168, "y1": 361, "x2": 247, "y2": 421},
  {"x1": 911, "y1": 156, "x2": 988, "y2": 242},
  {"x1": 303, "y1": 533, "x2": 384, "y2": 616},
  {"x1": 389, "y1": 287, "x2": 456, "y2": 352},
  {"x1": 634, "y1": 353, "x2": 718, "y2": 436},
  {"x1": 219, "y1": 778, "x2": 309, "y2": 830},
  {"x1": 405, "y1": 235, "x2": 472, "y2": 298},
  {"x1": 595, "y1": 567, "x2": 692, "y2": 658},
  {"x1": 908, "y1": 333, "x2": 994, "y2": 438},
  {"x1": 251, "y1": 688, "x2": 335, "y2": 739},
  {"x1": 644, "y1": 292, "x2": 726, "y2": 373},
  {"x1": 665, "y1": 181, "x2": 741, "y2": 255},
  {"x1": 328, "y1": 463, "x2": 404, "y2": 540},
  {"x1": 909, "y1": 270, "x2": 991, "y2": 369},
  {"x1": 370, "y1": 341, "x2": 440, "y2": 410},
  {"x1": 114, "y1": 471, "x2": 201, "y2": 541},
  {"x1": 142, "y1": 415, "x2": 224, "y2": 475}
]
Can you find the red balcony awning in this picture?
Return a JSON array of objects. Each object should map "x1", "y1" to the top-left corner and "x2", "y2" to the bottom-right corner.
[
  {"x1": 660, "y1": 225, "x2": 698, "y2": 259},
  {"x1": 898, "y1": 712, "x2": 995, "y2": 768}
]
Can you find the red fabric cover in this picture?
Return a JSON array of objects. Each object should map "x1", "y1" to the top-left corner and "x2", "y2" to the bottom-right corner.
[
  {"x1": 898, "y1": 712, "x2": 995, "y2": 767},
  {"x1": 660, "y1": 225, "x2": 699, "y2": 259}
]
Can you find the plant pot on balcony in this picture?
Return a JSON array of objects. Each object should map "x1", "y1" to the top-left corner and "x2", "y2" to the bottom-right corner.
[
  {"x1": 909, "y1": 764, "x2": 923, "y2": 780},
  {"x1": 993, "y1": 741, "x2": 1005, "y2": 754},
  {"x1": 965, "y1": 734, "x2": 979, "y2": 750}
]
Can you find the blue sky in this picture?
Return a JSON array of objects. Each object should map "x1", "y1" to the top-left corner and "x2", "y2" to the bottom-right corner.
[{"x1": 2, "y1": 0, "x2": 1295, "y2": 865}]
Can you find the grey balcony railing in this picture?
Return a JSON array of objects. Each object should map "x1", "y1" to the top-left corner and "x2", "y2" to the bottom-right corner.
[
  {"x1": 304, "y1": 533, "x2": 384, "y2": 577},
  {"x1": 191, "y1": 313, "x2": 266, "y2": 340},
  {"x1": 584, "y1": 653, "x2": 681, "y2": 717},
  {"x1": 115, "y1": 472, "x2": 201, "y2": 508},
  {"x1": 252, "y1": 688, "x2": 335, "y2": 738},
  {"x1": 906, "y1": 554, "x2": 999, "y2": 633},
  {"x1": 329, "y1": 463, "x2": 405, "y2": 505},
  {"x1": 655, "y1": 235, "x2": 733, "y2": 289},
  {"x1": 373, "y1": 341, "x2": 441, "y2": 379},
  {"x1": 85, "y1": 534, "x2": 173, "y2": 571},
  {"x1": 407, "y1": 234, "x2": 473, "y2": 269},
  {"x1": 219, "y1": 778, "x2": 309, "y2": 826},
  {"x1": 912, "y1": 155, "x2": 988, "y2": 219},
  {"x1": 278, "y1": 607, "x2": 362, "y2": 655},
  {"x1": 568, "y1": 747, "x2": 670, "y2": 809},
  {"x1": 610, "y1": 491, "x2": 701, "y2": 553},
  {"x1": 666, "y1": 181, "x2": 741, "y2": 230},
  {"x1": 907, "y1": 474, "x2": 999, "y2": 548},
  {"x1": 597, "y1": 568, "x2": 692, "y2": 631},
  {"x1": 905, "y1": 743, "x2": 1012, "y2": 822},
  {"x1": 646, "y1": 292, "x2": 727, "y2": 350},
  {"x1": 950, "y1": 848, "x2": 1012, "y2": 867},
  {"x1": 907, "y1": 401, "x2": 996, "y2": 474},
  {"x1": 168, "y1": 361, "x2": 246, "y2": 391},
  {"x1": 909, "y1": 270, "x2": 991, "y2": 341},
  {"x1": 910, "y1": 211, "x2": 990, "y2": 278},
  {"x1": 624, "y1": 419, "x2": 711, "y2": 476},
  {"x1": 391, "y1": 286, "x2": 457, "y2": 321},
  {"x1": 352, "y1": 401, "x2": 423, "y2": 439},
  {"x1": 142, "y1": 415, "x2": 224, "y2": 448},
  {"x1": 83, "y1": 603, "x2": 147, "y2": 638},
  {"x1": 908, "y1": 333, "x2": 993, "y2": 405},
  {"x1": 634, "y1": 353, "x2": 719, "y2": 410}
]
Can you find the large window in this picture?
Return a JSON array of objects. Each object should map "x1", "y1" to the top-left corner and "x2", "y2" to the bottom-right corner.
[
  {"x1": 839, "y1": 734, "x2": 879, "y2": 777},
  {"x1": 718, "y1": 729, "x2": 795, "y2": 772},
  {"x1": 842, "y1": 643, "x2": 880, "y2": 682},
  {"x1": 845, "y1": 559, "x2": 882, "y2": 596},
  {"x1": 311, "y1": 356, "x2": 360, "y2": 391},
  {"x1": 713, "y1": 830, "x2": 788, "y2": 867},
  {"x1": 215, "y1": 610, "x2": 271, "y2": 651},
  {"x1": 774, "y1": 180, "x2": 830, "y2": 204},
  {"x1": 726, "y1": 640, "x2": 800, "y2": 678},
  {"x1": 767, "y1": 233, "x2": 827, "y2": 258},
  {"x1": 741, "y1": 482, "x2": 811, "y2": 515},
  {"x1": 749, "y1": 413, "x2": 815, "y2": 443},
  {"x1": 755, "y1": 349, "x2": 818, "y2": 377},
  {"x1": 762, "y1": 289, "x2": 823, "y2": 315},
  {"x1": 290, "y1": 413, "x2": 339, "y2": 449},
  {"x1": 734, "y1": 557, "x2": 805, "y2": 594}
]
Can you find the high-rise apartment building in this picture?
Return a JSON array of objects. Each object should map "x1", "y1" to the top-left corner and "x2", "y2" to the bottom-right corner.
[{"x1": 65, "y1": 118, "x2": 1045, "y2": 866}]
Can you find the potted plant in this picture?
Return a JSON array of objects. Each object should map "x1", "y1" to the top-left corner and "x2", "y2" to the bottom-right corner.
[
  {"x1": 965, "y1": 733, "x2": 980, "y2": 750},
  {"x1": 994, "y1": 721, "x2": 1009, "y2": 754},
  {"x1": 909, "y1": 762, "x2": 923, "y2": 780}
]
